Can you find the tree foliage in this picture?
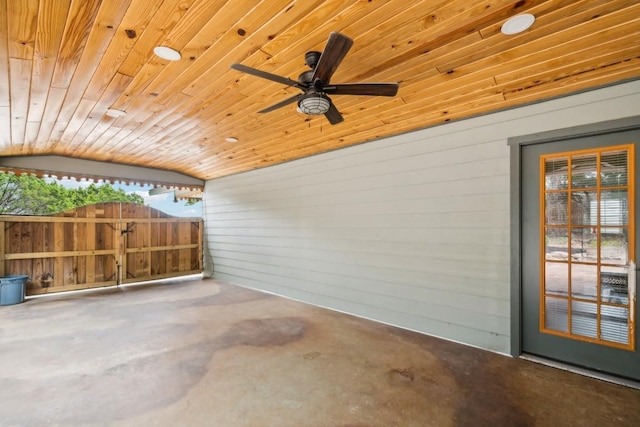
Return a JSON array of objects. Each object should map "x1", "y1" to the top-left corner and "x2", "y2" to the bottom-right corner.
[{"x1": 0, "y1": 173, "x2": 145, "y2": 215}]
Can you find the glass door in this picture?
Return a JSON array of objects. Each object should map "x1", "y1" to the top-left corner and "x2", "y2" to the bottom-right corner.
[
  {"x1": 542, "y1": 147, "x2": 634, "y2": 349},
  {"x1": 521, "y1": 129, "x2": 639, "y2": 381}
]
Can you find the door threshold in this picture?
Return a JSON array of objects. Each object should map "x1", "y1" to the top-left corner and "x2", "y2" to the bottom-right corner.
[{"x1": 520, "y1": 354, "x2": 640, "y2": 390}]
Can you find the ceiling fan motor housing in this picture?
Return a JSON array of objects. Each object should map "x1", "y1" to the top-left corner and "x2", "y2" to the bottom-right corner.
[{"x1": 298, "y1": 70, "x2": 315, "y2": 85}]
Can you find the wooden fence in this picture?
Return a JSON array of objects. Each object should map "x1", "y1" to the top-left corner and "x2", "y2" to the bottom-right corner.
[{"x1": 0, "y1": 203, "x2": 202, "y2": 295}]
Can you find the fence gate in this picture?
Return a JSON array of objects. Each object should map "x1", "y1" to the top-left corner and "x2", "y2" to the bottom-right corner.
[{"x1": 0, "y1": 203, "x2": 203, "y2": 295}]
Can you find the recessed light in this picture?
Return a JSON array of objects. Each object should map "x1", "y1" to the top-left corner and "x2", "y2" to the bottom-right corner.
[
  {"x1": 106, "y1": 108, "x2": 127, "y2": 118},
  {"x1": 501, "y1": 14, "x2": 535, "y2": 35},
  {"x1": 153, "y1": 46, "x2": 181, "y2": 61},
  {"x1": 225, "y1": 137, "x2": 239, "y2": 143}
]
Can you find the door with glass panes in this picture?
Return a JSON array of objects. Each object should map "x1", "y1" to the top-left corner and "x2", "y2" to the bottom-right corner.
[{"x1": 521, "y1": 129, "x2": 639, "y2": 381}]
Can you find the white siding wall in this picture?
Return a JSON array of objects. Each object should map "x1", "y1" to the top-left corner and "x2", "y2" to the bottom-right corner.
[{"x1": 204, "y1": 80, "x2": 640, "y2": 354}]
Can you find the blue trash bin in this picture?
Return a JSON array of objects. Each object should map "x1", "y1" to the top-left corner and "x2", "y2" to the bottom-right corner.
[{"x1": 0, "y1": 275, "x2": 28, "y2": 306}]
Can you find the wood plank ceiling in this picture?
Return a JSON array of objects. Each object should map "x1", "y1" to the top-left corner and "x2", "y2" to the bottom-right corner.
[{"x1": 1, "y1": 0, "x2": 639, "y2": 181}]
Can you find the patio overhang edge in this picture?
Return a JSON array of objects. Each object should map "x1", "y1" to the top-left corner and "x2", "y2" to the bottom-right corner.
[{"x1": 0, "y1": 155, "x2": 204, "y2": 192}]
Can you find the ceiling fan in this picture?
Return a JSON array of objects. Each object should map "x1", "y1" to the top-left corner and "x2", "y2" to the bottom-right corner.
[{"x1": 230, "y1": 32, "x2": 399, "y2": 125}]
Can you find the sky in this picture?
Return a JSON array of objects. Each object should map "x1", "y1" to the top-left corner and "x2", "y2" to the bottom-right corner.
[{"x1": 54, "y1": 178, "x2": 202, "y2": 218}]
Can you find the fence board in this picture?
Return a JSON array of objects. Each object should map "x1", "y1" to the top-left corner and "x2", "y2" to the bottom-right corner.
[{"x1": 0, "y1": 202, "x2": 202, "y2": 295}]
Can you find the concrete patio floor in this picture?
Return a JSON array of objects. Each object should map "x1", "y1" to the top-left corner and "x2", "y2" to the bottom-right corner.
[{"x1": 1, "y1": 278, "x2": 639, "y2": 426}]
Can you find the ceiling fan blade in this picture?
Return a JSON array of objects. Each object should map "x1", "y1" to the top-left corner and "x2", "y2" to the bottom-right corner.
[
  {"x1": 312, "y1": 32, "x2": 354, "y2": 85},
  {"x1": 324, "y1": 83, "x2": 399, "y2": 97},
  {"x1": 231, "y1": 63, "x2": 300, "y2": 88},
  {"x1": 324, "y1": 102, "x2": 344, "y2": 125},
  {"x1": 258, "y1": 94, "x2": 301, "y2": 113}
]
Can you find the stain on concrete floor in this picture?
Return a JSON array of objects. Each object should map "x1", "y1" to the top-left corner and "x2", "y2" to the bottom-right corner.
[{"x1": 1, "y1": 278, "x2": 639, "y2": 427}]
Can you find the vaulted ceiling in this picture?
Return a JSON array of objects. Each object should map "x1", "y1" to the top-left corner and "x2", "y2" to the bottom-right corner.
[{"x1": 1, "y1": 0, "x2": 639, "y2": 181}]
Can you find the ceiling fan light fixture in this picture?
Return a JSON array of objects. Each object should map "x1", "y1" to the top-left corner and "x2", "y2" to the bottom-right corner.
[
  {"x1": 225, "y1": 137, "x2": 239, "y2": 143},
  {"x1": 298, "y1": 94, "x2": 330, "y2": 115},
  {"x1": 501, "y1": 13, "x2": 535, "y2": 35},
  {"x1": 153, "y1": 46, "x2": 181, "y2": 61}
]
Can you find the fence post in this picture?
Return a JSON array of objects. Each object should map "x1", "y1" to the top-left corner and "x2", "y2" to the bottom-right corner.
[
  {"x1": 116, "y1": 218, "x2": 123, "y2": 287},
  {"x1": 0, "y1": 221, "x2": 5, "y2": 277}
]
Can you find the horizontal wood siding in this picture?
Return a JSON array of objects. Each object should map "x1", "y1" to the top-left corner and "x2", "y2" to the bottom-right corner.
[{"x1": 204, "y1": 80, "x2": 640, "y2": 354}]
